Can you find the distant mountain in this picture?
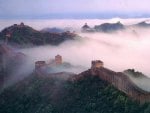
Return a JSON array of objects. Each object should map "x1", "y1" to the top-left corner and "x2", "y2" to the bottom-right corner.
[
  {"x1": 81, "y1": 22, "x2": 125, "y2": 33},
  {"x1": 94, "y1": 21, "x2": 125, "y2": 32},
  {"x1": 81, "y1": 20, "x2": 150, "y2": 33},
  {"x1": 0, "y1": 23, "x2": 77, "y2": 47},
  {"x1": 41, "y1": 27, "x2": 65, "y2": 33},
  {"x1": 133, "y1": 21, "x2": 150, "y2": 28},
  {"x1": 81, "y1": 23, "x2": 95, "y2": 32}
]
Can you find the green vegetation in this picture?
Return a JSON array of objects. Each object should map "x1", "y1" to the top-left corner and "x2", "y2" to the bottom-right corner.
[
  {"x1": 0, "y1": 24, "x2": 75, "y2": 46},
  {"x1": 0, "y1": 74, "x2": 150, "y2": 113}
]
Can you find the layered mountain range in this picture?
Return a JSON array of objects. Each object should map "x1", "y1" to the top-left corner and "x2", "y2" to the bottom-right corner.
[{"x1": 82, "y1": 20, "x2": 150, "y2": 33}]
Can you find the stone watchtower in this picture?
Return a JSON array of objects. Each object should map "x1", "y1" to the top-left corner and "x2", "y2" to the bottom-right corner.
[
  {"x1": 82, "y1": 23, "x2": 90, "y2": 32},
  {"x1": 91, "y1": 60, "x2": 104, "y2": 75},
  {"x1": 20, "y1": 22, "x2": 25, "y2": 27},
  {"x1": 91, "y1": 60, "x2": 104, "y2": 69},
  {"x1": 55, "y1": 55, "x2": 62, "y2": 65}
]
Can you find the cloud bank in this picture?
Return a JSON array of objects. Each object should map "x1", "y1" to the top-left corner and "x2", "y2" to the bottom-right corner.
[
  {"x1": 18, "y1": 27, "x2": 150, "y2": 76},
  {"x1": 2, "y1": 18, "x2": 150, "y2": 90}
]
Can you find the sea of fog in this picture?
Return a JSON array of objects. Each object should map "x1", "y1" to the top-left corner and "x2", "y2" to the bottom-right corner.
[
  {"x1": 19, "y1": 30, "x2": 150, "y2": 76},
  {"x1": 1, "y1": 18, "x2": 150, "y2": 90}
]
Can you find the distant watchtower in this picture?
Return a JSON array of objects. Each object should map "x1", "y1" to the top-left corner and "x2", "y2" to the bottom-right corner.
[
  {"x1": 91, "y1": 60, "x2": 104, "y2": 69},
  {"x1": 55, "y1": 55, "x2": 62, "y2": 65},
  {"x1": 20, "y1": 22, "x2": 25, "y2": 27},
  {"x1": 82, "y1": 23, "x2": 91, "y2": 32}
]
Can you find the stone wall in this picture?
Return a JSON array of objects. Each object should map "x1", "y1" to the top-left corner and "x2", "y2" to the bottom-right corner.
[{"x1": 91, "y1": 67, "x2": 150, "y2": 103}]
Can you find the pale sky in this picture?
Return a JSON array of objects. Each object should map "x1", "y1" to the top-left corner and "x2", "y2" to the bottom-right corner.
[{"x1": 0, "y1": 0, "x2": 150, "y2": 19}]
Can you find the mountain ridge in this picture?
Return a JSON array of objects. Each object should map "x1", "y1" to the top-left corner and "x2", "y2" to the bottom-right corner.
[
  {"x1": 0, "y1": 23, "x2": 77, "y2": 47},
  {"x1": 1, "y1": 69, "x2": 150, "y2": 113},
  {"x1": 81, "y1": 20, "x2": 150, "y2": 33}
]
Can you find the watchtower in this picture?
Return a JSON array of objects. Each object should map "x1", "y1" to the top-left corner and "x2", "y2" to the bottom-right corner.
[
  {"x1": 55, "y1": 55, "x2": 62, "y2": 65},
  {"x1": 91, "y1": 60, "x2": 104, "y2": 69}
]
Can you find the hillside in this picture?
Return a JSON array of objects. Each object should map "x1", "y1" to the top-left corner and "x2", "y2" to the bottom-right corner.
[
  {"x1": 41, "y1": 27, "x2": 65, "y2": 33},
  {"x1": 133, "y1": 21, "x2": 150, "y2": 28},
  {"x1": 0, "y1": 44, "x2": 27, "y2": 89},
  {"x1": 0, "y1": 71, "x2": 150, "y2": 113},
  {"x1": 94, "y1": 21, "x2": 125, "y2": 32},
  {"x1": 0, "y1": 23, "x2": 76, "y2": 46},
  {"x1": 81, "y1": 22, "x2": 125, "y2": 33},
  {"x1": 81, "y1": 21, "x2": 150, "y2": 33}
]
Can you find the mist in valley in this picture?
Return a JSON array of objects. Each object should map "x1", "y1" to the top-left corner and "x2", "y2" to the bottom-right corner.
[
  {"x1": 18, "y1": 26, "x2": 150, "y2": 76},
  {"x1": 2, "y1": 19, "x2": 150, "y2": 91}
]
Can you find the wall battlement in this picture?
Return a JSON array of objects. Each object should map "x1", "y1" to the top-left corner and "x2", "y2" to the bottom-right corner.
[
  {"x1": 90, "y1": 60, "x2": 150, "y2": 104},
  {"x1": 91, "y1": 60, "x2": 104, "y2": 75},
  {"x1": 35, "y1": 55, "x2": 63, "y2": 74}
]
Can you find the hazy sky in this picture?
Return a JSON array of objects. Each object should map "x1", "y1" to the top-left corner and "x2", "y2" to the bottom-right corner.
[{"x1": 0, "y1": 0, "x2": 150, "y2": 19}]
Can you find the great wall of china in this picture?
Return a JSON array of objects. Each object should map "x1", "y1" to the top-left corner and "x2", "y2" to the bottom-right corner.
[
  {"x1": 0, "y1": 45, "x2": 150, "y2": 104},
  {"x1": 34, "y1": 60, "x2": 150, "y2": 103},
  {"x1": 88, "y1": 60, "x2": 150, "y2": 103},
  {"x1": 35, "y1": 58, "x2": 150, "y2": 103}
]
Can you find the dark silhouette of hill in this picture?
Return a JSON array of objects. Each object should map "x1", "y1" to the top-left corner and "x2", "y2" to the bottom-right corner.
[
  {"x1": 81, "y1": 20, "x2": 150, "y2": 33},
  {"x1": 94, "y1": 21, "x2": 125, "y2": 32},
  {"x1": 81, "y1": 22, "x2": 125, "y2": 33},
  {"x1": 0, "y1": 69, "x2": 150, "y2": 113},
  {"x1": 133, "y1": 21, "x2": 150, "y2": 28},
  {"x1": 41, "y1": 27, "x2": 65, "y2": 33},
  {"x1": 0, "y1": 23, "x2": 76, "y2": 46}
]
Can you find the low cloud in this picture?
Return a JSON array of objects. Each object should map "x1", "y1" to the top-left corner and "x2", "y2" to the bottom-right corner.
[
  {"x1": 17, "y1": 27, "x2": 150, "y2": 77},
  {"x1": 2, "y1": 19, "x2": 150, "y2": 89}
]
